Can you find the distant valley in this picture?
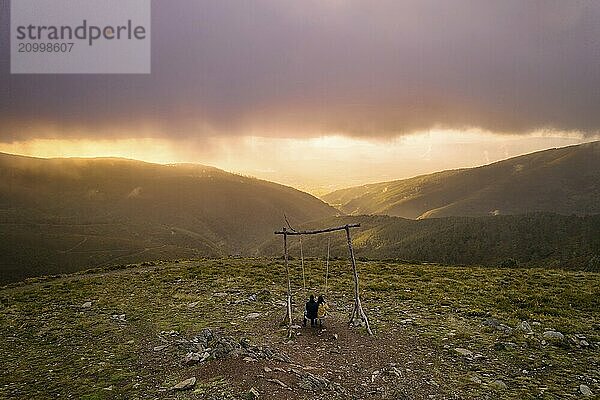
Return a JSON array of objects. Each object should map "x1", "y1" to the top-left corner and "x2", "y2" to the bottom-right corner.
[{"x1": 1, "y1": 142, "x2": 599, "y2": 284}]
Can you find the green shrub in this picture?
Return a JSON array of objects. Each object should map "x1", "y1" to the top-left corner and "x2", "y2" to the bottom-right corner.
[
  {"x1": 587, "y1": 255, "x2": 600, "y2": 272},
  {"x1": 500, "y1": 258, "x2": 518, "y2": 268}
]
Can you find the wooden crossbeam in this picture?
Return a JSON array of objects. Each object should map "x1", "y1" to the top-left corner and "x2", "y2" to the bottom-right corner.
[{"x1": 274, "y1": 223, "x2": 360, "y2": 236}]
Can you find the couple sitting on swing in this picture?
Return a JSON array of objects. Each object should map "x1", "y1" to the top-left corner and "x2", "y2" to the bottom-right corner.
[{"x1": 303, "y1": 294, "x2": 328, "y2": 327}]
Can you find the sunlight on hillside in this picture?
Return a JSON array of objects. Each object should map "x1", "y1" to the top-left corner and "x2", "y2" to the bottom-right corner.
[
  {"x1": 0, "y1": 131, "x2": 593, "y2": 196},
  {"x1": 0, "y1": 138, "x2": 181, "y2": 164}
]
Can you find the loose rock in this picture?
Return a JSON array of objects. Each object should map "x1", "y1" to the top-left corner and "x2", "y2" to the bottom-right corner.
[
  {"x1": 580, "y1": 384, "x2": 593, "y2": 397},
  {"x1": 515, "y1": 321, "x2": 533, "y2": 333},
  {"x1": 490, "y1": 380, "x2": 507, "y2": 390},
  {"x1": 543, "y1": 331, "x2": 564, "y2": 341},
  {"x1": 248, "y1": 387, "x2": 260, "y2": 398},
  {"x1": 494, "y1": 342, "x2": 517, "y2": 351},
  {"x1": 183, "y1": 352, "x2": 200, "y2": 365},
  {"x1": 172, "y1": 377, "x2": 196, "y2": 391},
  {"x1": 454, "y1": 348, "x2": 473, "y2": 357},
  {"x1": 482, "y1": 318, "x2": 513, "y2": 334},
  {"x1": 266, "y1": 378, "x2": 289, "y2": 389},
  {"x1": 295, "y1": 370, "x2": 346, "y2": 393},
  {"x1": 159, "y1": 328, "x2": 291, "y2": 368}
]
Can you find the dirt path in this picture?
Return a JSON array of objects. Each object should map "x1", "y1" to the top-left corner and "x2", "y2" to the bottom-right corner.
[{"x1": 58, "y1": 236, "x2": 89, "y2": 253}]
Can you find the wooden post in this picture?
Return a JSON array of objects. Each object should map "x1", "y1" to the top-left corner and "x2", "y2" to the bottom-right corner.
[
  {"x1": 283, "y1": 228, "x2": 293, "y2": 333},
  {"x1": 345, "y1": 225, "x2": 373, "y2": 335}
]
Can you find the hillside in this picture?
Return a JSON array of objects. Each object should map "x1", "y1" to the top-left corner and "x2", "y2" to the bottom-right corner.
[
  {"x1": 0, "y1": 153, "x2": 336, "y2": 283},
  {"x1": 322, "y1": 141, "x2": 600, "y2": 219},
  {"x1": 259, "y1": 214, "x2": 600, "y2": 271},
  {"x1": 1, "y1": 259, "x2": 598, "y2": 399}
]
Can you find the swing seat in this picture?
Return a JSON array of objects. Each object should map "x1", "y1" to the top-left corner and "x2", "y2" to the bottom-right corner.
[
  {"x1": 317, "y1": 313, "x2": 328, "y2": 327},
  {"x1": 303, "y1": 309, "x2": 329, "y2": 327}
]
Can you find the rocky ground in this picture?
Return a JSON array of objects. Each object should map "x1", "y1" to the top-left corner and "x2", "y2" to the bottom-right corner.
[{"x1": 0, "y1": 258, "x2": 598, "y2": 399}]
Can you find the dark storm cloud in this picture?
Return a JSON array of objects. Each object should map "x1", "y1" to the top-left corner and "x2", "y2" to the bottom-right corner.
[{"x1": 1, "y1": 0, "x2": 600, "y2": 141}]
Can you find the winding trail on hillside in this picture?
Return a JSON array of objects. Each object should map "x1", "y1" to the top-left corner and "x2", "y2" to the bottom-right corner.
[{"x1": 58, "y1": 237, "x2": 89, "y2": 254}]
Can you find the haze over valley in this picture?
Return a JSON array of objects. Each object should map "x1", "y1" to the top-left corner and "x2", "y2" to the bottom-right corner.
[{"x1": 1, "y1": 142, "x2": 598, "y2": 283}]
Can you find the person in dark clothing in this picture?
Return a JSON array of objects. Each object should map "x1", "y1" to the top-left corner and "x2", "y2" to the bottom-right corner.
[{"x1": 304, "y1": 294, "x2": 319, "y2": 327}]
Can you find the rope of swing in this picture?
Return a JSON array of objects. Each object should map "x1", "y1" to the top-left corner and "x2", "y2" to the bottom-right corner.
[
  {"x1": 285, "y1": 214, "x2": 330, "y2": 297},
  {"x1": 284, "y1": 213, "x2": 307, "y2": 294},
  {"x1": 300, "y1": 235, "x2": 306, "y2": 292},
  {"x1": 301, "y1": 235, "x2": 331, "y2": 295},
  {"x1": 325, "y1": 236, "x2": 330, "y2": 295}
]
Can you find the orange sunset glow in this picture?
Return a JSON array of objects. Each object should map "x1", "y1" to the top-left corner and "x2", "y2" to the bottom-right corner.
[{"x1": 0, "y1": 130, "x2": 594, "y2": 195}]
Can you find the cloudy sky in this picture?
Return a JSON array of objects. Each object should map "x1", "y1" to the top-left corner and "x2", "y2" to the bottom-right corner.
[{"x1": 1, "y1": 1, "x2": 599, "y2": 193}]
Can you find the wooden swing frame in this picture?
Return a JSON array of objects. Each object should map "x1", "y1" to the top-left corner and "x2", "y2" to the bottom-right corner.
[{"x1": 274, "y1": 223, "x2": 373, "y2": 335}]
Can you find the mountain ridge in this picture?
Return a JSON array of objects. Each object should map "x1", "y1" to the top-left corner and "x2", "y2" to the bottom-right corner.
[
  {"x1": 322, "y1": 141, "x2": 600, "y2": 219},
  {"x1": 0, "y1": 152, "x2": 337, "y2": 282}
]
